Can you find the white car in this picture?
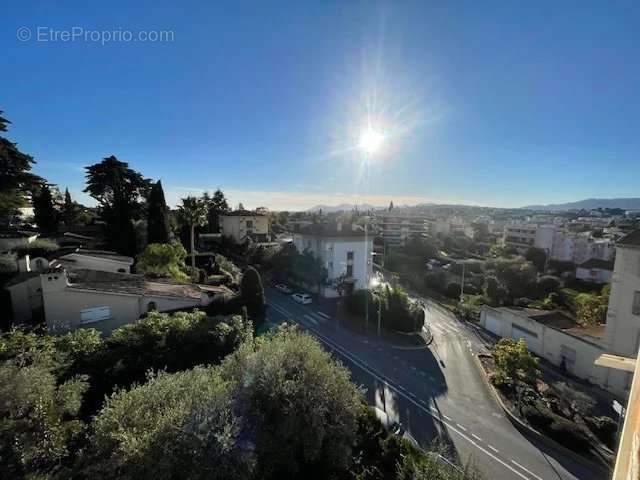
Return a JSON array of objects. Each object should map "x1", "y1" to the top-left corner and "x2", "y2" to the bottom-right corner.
[
  {"x1": 274, "y1": 283, "x2": 293, "y2": 294},
  {"x1": 291, "y1": 293, "x2": 312, "y2": 305}
]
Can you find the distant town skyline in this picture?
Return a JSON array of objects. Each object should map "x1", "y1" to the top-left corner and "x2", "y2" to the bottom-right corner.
[{"x1": 3, "y1": 1, "x2": 640, "y2": 210}]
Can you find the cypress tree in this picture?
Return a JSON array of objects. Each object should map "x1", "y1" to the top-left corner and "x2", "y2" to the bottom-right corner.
[
  {"x1": 147, "y1": 180, "x2": 170, "y2": 244},
  {"x1": 33, "y1": 184, "x2": 58, "y2": 234}
]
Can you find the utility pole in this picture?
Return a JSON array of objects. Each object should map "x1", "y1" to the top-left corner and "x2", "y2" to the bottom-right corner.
[
  {"x1": 459, "y1": 262, "x2": 466, "y2": 303},
  {"x1": 364, "y1": 219, "x2": 369, "y2": 331},
  {"x1": 376, "y1": 293, "x2": 382, "y2": 336}
]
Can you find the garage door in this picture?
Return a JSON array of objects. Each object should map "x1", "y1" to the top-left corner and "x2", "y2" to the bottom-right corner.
[
  {"x1": 485, "y1": 315, "x2": 502, "y2": 336},
  {"x1": 511, "y1": 325, "x2": 539, "y2": 354}
]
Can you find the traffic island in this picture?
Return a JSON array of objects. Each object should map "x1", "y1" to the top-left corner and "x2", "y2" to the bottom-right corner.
[{"x1": 472, "y1": 352, "x2": 613, "y2": 476}]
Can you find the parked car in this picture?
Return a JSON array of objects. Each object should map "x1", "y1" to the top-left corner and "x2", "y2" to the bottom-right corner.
[
  {"x1": 274, "y1": 283, "x2": 292, "y2": 294},
  {"x1": 292, "y1": 293, "x2": 312, "y2": 305}
]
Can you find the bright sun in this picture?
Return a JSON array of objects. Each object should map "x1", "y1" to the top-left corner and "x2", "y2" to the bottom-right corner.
[{"x1": 359, "y1": 127, "x2": 385, "y2": 154}]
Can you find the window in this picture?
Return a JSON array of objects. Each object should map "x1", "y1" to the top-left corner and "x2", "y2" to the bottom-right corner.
[
  {"x1": 347, "y1": 251, "x2": 354, "y2": 260},
  {"x1": 633, "y1": 291, "x2": 640, "y2": 316},
  {"x1": 346, "y1": 265, "x2": 353, "y2": 277},
  {"x1": 246, "y1": 220, "x2": 253, "y2": 230}
]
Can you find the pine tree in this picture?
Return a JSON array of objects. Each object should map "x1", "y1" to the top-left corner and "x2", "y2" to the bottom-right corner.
[
  {"x1": 84, "y1": 156, "x2": 151, "y2": 255},
  {"x1": 206, "y1": 189, "x2": 230, "y2": 233},
  {"x1": 33, "y1": 184, "x2": 58, "y2": 234},
  {"x1": 0, "y1": 111, "x2": 42, "y2": 226},
  {"x1": 147, "y1": 180, "x2": 170, "y2": 244}
]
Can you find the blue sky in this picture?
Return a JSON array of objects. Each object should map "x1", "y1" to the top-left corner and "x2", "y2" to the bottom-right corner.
[{"x1": 2, "y1": 1, "x2": 639, "y2": 210}]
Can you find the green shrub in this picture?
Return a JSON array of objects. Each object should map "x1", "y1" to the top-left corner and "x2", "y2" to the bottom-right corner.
[
  {"x1": 445, "y1": 282, "x2": 461, "y2": 299},
  {"x1": 586, "y1": 416, "x2": 617, "y2": 448},
  {"x1": 12, "y1": 238, "x2": 59, "y2": 256},
  {"x1": 547, "y1": 417, "x2": 591, "y2": 451}
]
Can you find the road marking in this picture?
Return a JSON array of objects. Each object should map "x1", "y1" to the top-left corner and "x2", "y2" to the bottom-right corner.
[
  {"x1": 442, "y1": 414, "x2": 452, "y2": 421},
  {"x1": 410, "y1": 366, "x2": 417, "y2": 371},
  {"x1": 488, "y1": 445, "x2": 499, "y2": 453},
  {"x1": 309, "y1": 312, "x2": 327, "y2": 323},
  {"x1": 419, "y1": 371, "x2": 427, "y2": 376},
  {"x1": 441, "y1": 323, "x2": 461, "y2": 334},
  {"x1": 471, "y1": 433, "x2": 482, "y2": 441},
  {"x1": 303, "y1": 314, "x2": 318, "y2": 325},
  {"x1": 429, "y1": 324, "x2": 445, "y2": 334},
  {"x1": 430, "y1": 406, "x2": 438, "y2": 412},
  {"x1": 316, "y1": 311, "x2": 331, "y2": 319},
  {"x1": 511, "y1": 460, "x2": 544, "y2": 480},
  {"x1": 269, "y1": 303, "x2": 535, "y2": 480},
  {"x1": 456, "y1": 423, "x2": 467, "y2": 432}
]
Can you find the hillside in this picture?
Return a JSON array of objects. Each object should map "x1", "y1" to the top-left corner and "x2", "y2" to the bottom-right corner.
[{"x1": 522, "y1": 198, "x2": 640, "y2": 211}]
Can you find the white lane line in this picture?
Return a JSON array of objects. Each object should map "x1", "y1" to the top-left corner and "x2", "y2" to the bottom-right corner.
[
  {"x1": 471, "y1": 433, "x2": 482, "y2": 441},
  {"x1": 429, "y1": 323, "x2": 445, "y2": 334},
  {"x1": 488, "y1": 445, "x2": 499, "y2": 453},
  {"x1": 419, "y1": 371, "x2": 427, "y2": 376},
  {"x1": 456, "y1": 423, "x2": 467, "y2": 432},
  {"x1": 511, "y1": 460, "x2": 544, "y2": 480},
  {"x1": 410, "y1": 366, "x2": 417, "y2": 371},
  {"x1": 442, "y1": 414, "x2": 452, "y2": 421},
  {"x1": 309, "y1": 312, "x2": 327, "y2": 323},
  {"x1": 441, "y1": 323, "x2": 461, "y2": 334},
  {"x1": 303, "y1": 314, "x2": 318, "y2": 325},
  {"x1": 273, "y1": 306, "x2": 535, "y2": 480},
  {"x1": 316, "y1": 311, "x2": 331, "y2": 319},
  {"x1": 269, "y1": 302, "x2": 293, "y2": 318},
  {"x1": 430, "y1": 406, "x2": 438, "y2": 412}
]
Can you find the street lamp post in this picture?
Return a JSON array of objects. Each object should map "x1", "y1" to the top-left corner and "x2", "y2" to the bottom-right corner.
[{"x1": 358, "y1": 125, "x2": 384, "y2": 334}]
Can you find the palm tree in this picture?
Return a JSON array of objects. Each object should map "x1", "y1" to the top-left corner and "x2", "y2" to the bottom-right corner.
[{"x1": 177, "y1": 196, "x2": 207, "y2": 269}]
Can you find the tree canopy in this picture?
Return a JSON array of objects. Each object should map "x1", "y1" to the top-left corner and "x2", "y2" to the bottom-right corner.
[
  {"x1": 147, "y1": 180, "x2": 171, "y2": 244},
  {"x1": 136, "y1": 242, "x2": 188, "y2": 280},
  {"x1": 0, "y1": 111, "x2": 42, "y2": 226},
  {"x1": 33, "y1": 183, "x2": 58, "y2": 234},
  {"x1": 84, "y1": 156, "x2": 151, "y2": 255}
]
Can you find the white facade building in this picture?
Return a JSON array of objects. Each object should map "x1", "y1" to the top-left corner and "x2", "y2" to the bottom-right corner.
[
  {"x1": 480, "y1": 306, "x2": 608, "y2": 386},
  {"x1": 293, "y1": 223, "x2": 373, "y2": 297},
  {"x1": 602, "y1": 231, "x2": 640, "y2": 396},
  {"x1": 220, "y1": 211, "x2": 269, "y2": 243},
  {"x1": 381, "y1": 214, "x2": 429, "y2": 245},
  {"x1": 576, "y1": 259, "x2": 614, "y2": 284},
  {"x1": 503, "y1": 223, "x2": 555, "y2": 253}
]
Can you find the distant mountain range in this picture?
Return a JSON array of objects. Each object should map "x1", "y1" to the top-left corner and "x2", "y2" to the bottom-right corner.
[
  {"x1": 523, "y1": 198, "x2": 640, "y2": 211},
  {"x1": 307, "y1": 203, "x2": 381, "y2": 213}
]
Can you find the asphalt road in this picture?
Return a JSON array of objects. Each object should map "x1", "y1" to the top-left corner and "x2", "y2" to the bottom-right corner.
[{"x1": 265, "y1": 288, "x2": 603, "y2": 480}]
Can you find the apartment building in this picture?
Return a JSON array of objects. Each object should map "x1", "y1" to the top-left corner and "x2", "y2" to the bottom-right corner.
[
  {"x1": 551, "y1": 232, "x2": 615, "y2": 264},
  {"x1": 380, "y1": 213, "x2": 429, "y2": 246},
  {"x1": 219, "y1": 210, "x2": 269, "y2": 243},
  {"x1": 293, "y1": 222, "x2": 373, "y2": 297},
  {"x1": 601, "y1": 230, "x2": 640, "y2": 396},
  {"x1": 504, "y1": 223, "x2": 615, "y2": 264},
  {"x1": 503, "y1": 223, "x2": 555, "y2": 253}
]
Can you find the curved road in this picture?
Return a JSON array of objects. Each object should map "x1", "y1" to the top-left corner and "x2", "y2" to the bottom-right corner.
[{"x1": 265, "y1": 288, "x2": 603, "y2": 480}]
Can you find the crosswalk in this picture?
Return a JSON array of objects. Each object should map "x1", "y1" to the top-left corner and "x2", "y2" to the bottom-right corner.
[
  {"x1": 427, "y1": 320, "x2": 464, "y2": 337},
  {"x1": 268, "y1": 301, "x2": 331, "y2": 327}
]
